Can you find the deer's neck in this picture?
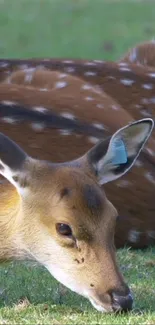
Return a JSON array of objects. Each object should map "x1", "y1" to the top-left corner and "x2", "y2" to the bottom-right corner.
[{"x1": 0, "y1": 180, "x2": 29, "y2": 261}]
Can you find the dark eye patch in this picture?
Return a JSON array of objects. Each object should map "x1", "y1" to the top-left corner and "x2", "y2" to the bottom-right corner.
[
  {"x1": 60, "y1": 187, "x2": 71, "y2": 199},
  {"x1": 83, "y1": 184, "x2": 103, "y2": 214}
]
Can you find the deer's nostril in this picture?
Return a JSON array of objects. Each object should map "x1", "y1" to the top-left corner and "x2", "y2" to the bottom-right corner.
[{"x1": 111, "y1": 292, "x2": 133, "y2": 312}]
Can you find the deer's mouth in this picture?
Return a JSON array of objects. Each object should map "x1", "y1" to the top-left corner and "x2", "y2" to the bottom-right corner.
[
  {"x1": 89, "y1": 291, "x2": 133, "y2": 313},
  {"x1": 89, "y1": 297, "x2": 113, "y2": 313}
]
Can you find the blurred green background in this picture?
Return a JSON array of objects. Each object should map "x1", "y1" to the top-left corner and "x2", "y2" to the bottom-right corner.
[{"x1": 0, "y1": 0, "x2": 155, "y2": 61}]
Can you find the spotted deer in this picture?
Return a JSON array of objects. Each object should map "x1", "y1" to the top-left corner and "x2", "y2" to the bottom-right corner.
[
  {"x1": 119, "y1": 40, "x2": 155, "y2": 68},
  {"x1": 0, "y1": 65, "x2": 155, "y2": 248},
  {"x1": 0, "y1": 118, "x2": 153, "y2": 312}
]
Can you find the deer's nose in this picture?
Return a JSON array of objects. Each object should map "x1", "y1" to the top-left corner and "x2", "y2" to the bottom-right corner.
[{"x1": 111, "y1": 291, "x2": 133, "y2": 312}]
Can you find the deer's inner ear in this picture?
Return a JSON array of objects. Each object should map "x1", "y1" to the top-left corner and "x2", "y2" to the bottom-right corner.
[{"x1": 0, "y1": 133, "x2": 29, "y2": 193}]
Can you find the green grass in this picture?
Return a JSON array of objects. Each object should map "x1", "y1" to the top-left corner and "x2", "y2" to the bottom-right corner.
[
  {"x1": 0, "y1": 0, "x2": 155, "y2": 323},
  {"x1": 0, "y1": 248, "x2": 155, "y2": 324},
  {"x1": 0, "y1": 0, "x2": 155, "y2": 61}
]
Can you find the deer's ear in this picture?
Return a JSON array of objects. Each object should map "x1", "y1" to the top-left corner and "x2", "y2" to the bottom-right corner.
[
  {"x1": 0, "y1": 133, "x2": 28, "y2": 192},
  {"x1": 86, "y1": 118, "x2": 154, "y2": 184}
]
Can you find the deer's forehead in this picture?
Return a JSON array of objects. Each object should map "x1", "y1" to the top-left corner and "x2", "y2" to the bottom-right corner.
[
  {"x1": 52, "y1": 182, "x2": 105, "y2": 223},
  {"x1": 35, "y1": 167, "x2": 106, "y2": 219}
]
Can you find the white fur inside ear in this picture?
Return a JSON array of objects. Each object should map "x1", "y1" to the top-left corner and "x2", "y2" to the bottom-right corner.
[
  {"x1": 0, "y1": 160, "x2": 29, "y2": 196},
  {"x1": 96, "y1": 119, "x2": 154, "y2": 185}
]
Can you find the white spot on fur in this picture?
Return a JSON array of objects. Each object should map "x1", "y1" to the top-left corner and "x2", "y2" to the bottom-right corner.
[
  {"x1": 150, "y1": 97, "x2": 155, "y2": 104},
  {"x1": 139, "y1": 109, "x2": 149, "y2": 117},
  {"x1": 145, "y1": 148, "x2": 155, "y2": 156},
  {"x1": 59, "y1": 129, "x2": 72, "y2": 136},
  {"x1": 128, "y1": 230, "x2": 141, "y2": 243},
  {"x1": 60, "y1": 112, "x2": 75, "y2": 119},
  {"x1": 1, "y1": 100, "x2": 16, "y2": 106},
  {"x1": 42, "y1": 59, "x2": 51, "y2": 62},
  {"x1": 148, "y1": 73, "x2": 155, "y2": 78},
  {"x1": 5, "y1": 76, "x2": 12, "y2": 84},
  {"x1": 84, "y1": 61, "x2": 96, "y2": 66},
  {"x1": 142, "y1": 84, "x2": 153, "y2": 90},
  {"x1": 24, "y1": 68, "x2": 36, "y2": 83},
  {"x1": 93, "y1": 123, "x2": 105, "y2": 130},
  {"x1": 145, "y1": 172, "x2": 155, "y2": 184},
  {"x1": 33, "y1": 106, "x2": 47, "y2": 113},
  {"x1": 93, "y1": 86, "x2": 102, "y2": 94},
  {"x1": 39, "y1": 88, "x2": 48, "y2": 92},
  {"x1": 120, "y1": 79, "x2": 135, "y2": 86},
  {"x1": 84, "y1": 71, "x2": 96, "y2": 76},
  {"x1": 85, "y1": 96, "x2": 94, "y2": 101},
  {"x1": 96, "y1": 103, "x2": 104, "y2": 109},
  {"x1": 119, "y1": 67, "x2": 131, "y2": 71},
  {"x1": 63, "y1": 60, "x2": 73, "y2": 64},
  {"x1": 116, "y1": 180, "x2": 132, "y2": 187},
  {"x1": 141, "y1": 98, "x2": 149, "y2": 104},
  {"x1": 147, "y1": 231, "x2": 155, "y2": 239},
  {"x1": 31, "y1": 122, "x2": 45, "y2": 131},
  {"x1": 135, "y1": 104, "x2": 142, "y2": 109},
  {"x1": 93, "y1": 60, "x2": 103, "y2": 64},
  {"x1": 58, "y1": 73, "x2": 68, "y2": 78},
  {"x1": 129, "y1": 48, "x2": 137, "y2": 62},
  {"x1": 65, "y1": 67, "x2": 75, "y2": 73},
  {"x1": 0, "y1": 62, "x2": 9, "y2": 68},
  {"x1": 111, "y1": 104, "x2": 119, "y2": 110},
  {"x1": 118, "y1": 62, "x2": 129, "y2": 67},
  {"x1": 145, "y1": 147, "x2": 155, "y2": 156},
  {"x1": 135, "y1": 160, "x2": 143, "y2": 168},
  {"x1": 55, "y1": 81, "x2": 68, "y2": 89},
  {"x1": 1, "y1": 117, "x2": 17, "y2": 124},
  {"x1": 88, "y1": 136, "x2": 99, "y2": 144},
  {"x1": 81, "y1": 84, "x2": 92, "y2": 90}
]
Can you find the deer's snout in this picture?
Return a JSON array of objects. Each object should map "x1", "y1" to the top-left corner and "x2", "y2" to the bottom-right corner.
[{"x1": 110, "y1": 291, "x2": 133, "y2": 312}]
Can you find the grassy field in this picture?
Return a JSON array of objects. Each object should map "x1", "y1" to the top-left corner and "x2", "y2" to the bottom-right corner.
[
  {"x1": 0, "y1": 0, "x2": 155, "y2": 324},
  {"x1": 0, "y1": 248, "x2": 155, "y2": 324}
]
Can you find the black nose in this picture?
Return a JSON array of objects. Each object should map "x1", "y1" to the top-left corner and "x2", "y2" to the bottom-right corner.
[{"x1": 111, "y1": 291, "x2": 133, "y2": 312}]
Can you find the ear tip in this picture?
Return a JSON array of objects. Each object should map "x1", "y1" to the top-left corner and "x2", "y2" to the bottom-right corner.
[
  {"x1": 131, "y1": 118, "x2": 154, "y2": 131},
  {"x1": 137, "y1": 117, "x2": 154, "y2": 125}
]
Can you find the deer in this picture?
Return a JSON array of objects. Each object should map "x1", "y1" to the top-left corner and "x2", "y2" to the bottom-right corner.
[
  {"x1": 119, "y1": 40, "x2": 155, "y2": 68},
  {"x1": 0, "y1": 116, "x2": 153, "y2": 312},
  {"x1": 0, "y1": 77, "x2": 155, "y2": 249}
]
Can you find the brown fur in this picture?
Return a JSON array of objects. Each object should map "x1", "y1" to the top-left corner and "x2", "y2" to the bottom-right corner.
[{"x1": 119, "y1": 40, "x2": 155, "y2": 68}]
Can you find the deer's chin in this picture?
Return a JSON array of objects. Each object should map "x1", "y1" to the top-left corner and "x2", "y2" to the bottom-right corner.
[
  {"x1": 45, "y1": 264, "x2": 85, "y2": 296},
  {"x1": 89, "y1": 297, "x2": 113, "y2": 313}
]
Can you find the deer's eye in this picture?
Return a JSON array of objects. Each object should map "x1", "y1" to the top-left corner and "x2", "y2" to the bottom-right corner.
[{"x1": 56, "y1": 223, "x2": 72, "y2": 237}]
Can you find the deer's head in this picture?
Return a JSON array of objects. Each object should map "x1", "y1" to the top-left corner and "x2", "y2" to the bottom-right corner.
[{"x1": 0, "y1": 118, "x2": 153, "y2": 312}]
